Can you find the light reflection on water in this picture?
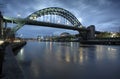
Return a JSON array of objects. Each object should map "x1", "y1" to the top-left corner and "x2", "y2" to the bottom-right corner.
[{"x1": 16, "y1": 41, "x2": 120, "y2": 79}]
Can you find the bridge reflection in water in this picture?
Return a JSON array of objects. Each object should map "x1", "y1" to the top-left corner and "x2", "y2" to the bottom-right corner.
[{"x1": 16, "y1": 41, "x2": 120, "y2": 79}]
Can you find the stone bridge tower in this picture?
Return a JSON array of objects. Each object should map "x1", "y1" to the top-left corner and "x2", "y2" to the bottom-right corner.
[{"x1": 87, "y1": 25, "x2": 95, "y2": 40}]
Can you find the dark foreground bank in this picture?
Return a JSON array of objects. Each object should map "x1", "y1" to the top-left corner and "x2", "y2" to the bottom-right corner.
[{"x1": 0, "y1": 41, "x2": 26, "y2": 79}]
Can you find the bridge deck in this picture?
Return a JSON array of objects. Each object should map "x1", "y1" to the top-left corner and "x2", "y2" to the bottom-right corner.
[{"x1": 3, "y1": 16, "x2": 88, "y2": 31}]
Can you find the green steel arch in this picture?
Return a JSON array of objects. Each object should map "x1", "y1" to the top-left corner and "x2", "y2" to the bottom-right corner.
[
  {"x1": 27, "y1": 7, "x2": 81, "y2": 27},
  {"x1": 13, "y1": 7, "x2": 82, "y2": 32}
]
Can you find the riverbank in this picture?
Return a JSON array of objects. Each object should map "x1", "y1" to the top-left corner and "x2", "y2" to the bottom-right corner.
[
  {"x1": 0, "y1": 41, "x2": 26, "y2": 79},
  {"x1": 80, "y1": 40, "x2": 120, "y2": 45},
  {"x1": 11, "y1": 41, "x2": 27, "y2": 51}
]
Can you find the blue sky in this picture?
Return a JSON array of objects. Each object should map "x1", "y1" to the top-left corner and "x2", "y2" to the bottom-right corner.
[{"x1": 0, "y1": 0, "x2": 120, "y2": 38}]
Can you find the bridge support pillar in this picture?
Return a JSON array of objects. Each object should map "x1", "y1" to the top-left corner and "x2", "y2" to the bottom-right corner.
[
  {"x1": 78, "y1": 31, "x2": 87, "y2": 40},
  {"x1": 87, "y1": 25, "x2": 95, "y2": 40},
  {"x1": 0, "y1": 11, "x2": 4, "y2": 39},
  {"x1": 78, "y1": 25, "x2": 95, "y2": 40}
]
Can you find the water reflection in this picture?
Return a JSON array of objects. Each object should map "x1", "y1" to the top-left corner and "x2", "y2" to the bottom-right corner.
[
  {"x1": 79, "y1": 48, "x2": 84, "y2": 64},
  {"x1": 16, "y1": 41, "x2": 120, "y2": 79},
  {"x1": 16, "y1": 48, "x2": 25, "y2": 61},
  {"x1": 31, "y1": 60, "x2": 40, "y2": 78},
  {"x1": 95, "y1": 45, "x2": 120, "y2": 61},
  {"x1": 65, "y1": 51, "x2": 70, "y2": 62},
  {"x1": 20, "y1": 48, "x2": 24, "y2": 55}
]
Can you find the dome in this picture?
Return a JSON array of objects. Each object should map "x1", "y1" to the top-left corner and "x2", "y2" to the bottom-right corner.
[{"x1": 60, "y1": 32, "x2": 71, "y2": 37}]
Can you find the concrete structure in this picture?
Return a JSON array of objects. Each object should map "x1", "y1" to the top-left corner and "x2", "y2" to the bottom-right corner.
[
  {"x1": 0, "y1": 11, "x2": 9, "y2": 40},
  {"x1": 2, "y1": 44, "x2": 25, "y2": 79},
  {"x1": 87, "y1": 25, "x2": 95, "y2": 40},
  {"x1": 0, "y1": 11, "x2": 3, "y2": 39}
]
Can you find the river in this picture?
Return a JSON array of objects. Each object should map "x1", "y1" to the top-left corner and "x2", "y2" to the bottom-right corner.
[{"x1": 16, "y1": 41, "x2": 120, "y2": 79}]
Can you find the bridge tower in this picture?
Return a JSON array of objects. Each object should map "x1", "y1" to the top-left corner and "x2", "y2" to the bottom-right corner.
[
  {"x1": 78, "y1": 25, "x2": 95, "y2": 40},
  {"x1": 87, "y1": 25, "x2": 95, "y2": 40}
]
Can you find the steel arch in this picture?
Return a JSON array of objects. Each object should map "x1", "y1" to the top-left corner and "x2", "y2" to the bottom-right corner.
[
  {"x1": 12, "y1": 7, "x2": 82, "y2": 32},
  {"x1": 27, "y1": 7, "x2": 81, "y2": 27}
]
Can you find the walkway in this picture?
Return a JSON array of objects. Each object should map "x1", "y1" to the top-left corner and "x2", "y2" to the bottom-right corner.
[{"x1": 2, "y1": 45, "x2": 25, "y2": 79}]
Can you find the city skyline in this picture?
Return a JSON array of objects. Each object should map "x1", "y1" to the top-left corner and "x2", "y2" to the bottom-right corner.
[{"x1": 0, "y1": 0, "x2": 120, "y2": 38}]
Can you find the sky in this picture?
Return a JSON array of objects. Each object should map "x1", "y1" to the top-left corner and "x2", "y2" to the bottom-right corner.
[{"x1": 0, "y1": 0, "x2": 120, "y2": 38}]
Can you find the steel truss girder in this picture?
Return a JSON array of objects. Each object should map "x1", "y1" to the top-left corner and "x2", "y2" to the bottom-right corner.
[
  {"x1": 13, "y1": 7, "x2": 82, "y2": 32},
  {"x1": 27, "y1": 7, "x2": 81, "y2": 27}
]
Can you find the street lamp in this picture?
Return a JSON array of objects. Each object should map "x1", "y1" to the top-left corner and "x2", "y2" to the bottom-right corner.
[{"x1": 0, "y1": 40, "x2": 4, "y2": 45}]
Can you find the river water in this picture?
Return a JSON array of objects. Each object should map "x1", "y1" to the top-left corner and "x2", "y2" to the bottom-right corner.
[{"x1": 16, "y1": 41, "x2": 120, "y2": 79}]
